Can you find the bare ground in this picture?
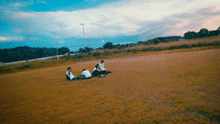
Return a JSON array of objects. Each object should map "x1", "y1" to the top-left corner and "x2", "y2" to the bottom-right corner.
[{"x1": 0, "y1": 49, "x2": 220, "y2": 123}]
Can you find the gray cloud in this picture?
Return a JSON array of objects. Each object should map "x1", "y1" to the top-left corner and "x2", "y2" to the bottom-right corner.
[{"x1": 138, "y1": 5, "x2": 220, "y2": 41}]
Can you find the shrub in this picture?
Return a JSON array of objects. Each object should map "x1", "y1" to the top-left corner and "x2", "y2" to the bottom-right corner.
[
  {"x1": 93, "y1": 52, "x2": 101, "y2": 57},
  {"x1": 77, "y1": 54, "x2": 85, "y2": 58},
  {"x1": 178, "y1": 44, "x2": 191, "y2": 49},
  {"x1": 197, "y1": 43, "x2": 204, "y2": 47},
  {"x1": 132, "y1": 49, "x2": 138, "y2": 53},
  {"x1": 154, "y1": 47, "x2": 162, "y2": 51},
  {"x1": 18, "y1": 64, "x2": 32, "y2": 70},
  {"x1": 113, "y1": 50, "x2": 121, "y2": 54},
  {"x1": 116, "y1": 45, "x2": 125, "y2": 50},
  {"x1": 191, "y1": 44, "x2": 197, "y2": 47},
  {"x1": 103, "y1": 42, "x2": 114, "y2": 49},
  {"x1": 141, "y1": 47, "x2": 153, "y2": 51},
  {"x1": 168, "y1": 46, "x2": 179, "y2": 50},
  {"x1": 214, "y1": 41, "x2": 220, "y2": 45},
  {"x1": 63, "y1": 56, "x2": 70, "y2": 61},
  {"x1": 102, "y1": 50, "x2": 110, "y2": 56}
]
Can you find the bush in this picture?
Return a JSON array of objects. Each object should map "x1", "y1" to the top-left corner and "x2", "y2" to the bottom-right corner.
[
  {"x1": 63, "y1": 56, "x2": 70, "y2": 61},
  {"x1": 178, "y1": 44, "x2": 191, "y2": 49},
  {"x1": 102, "y1": 50, "x2": 110, "y2": 56},
  {"x1": 153, "y1": 47, "x2": 162, "y2": 51},
  {"x1": 132, "y1": 49, "x2": 138, "y2": 53},
  {"x1": 213, "y1": 41, "x2": 220, "y2": 46},
  {"x1": 18, "y1": 64, "x2": 32, "y2": 70},
  {"x1": 112, "y1": 50, "x2": 121, "y2": 54},
  {"x1": 197, "y1": 43, "x2": 204, "y2": 47},
  {"x1": 77, "y1": 54, "x2": 85, "y2": 58},
  {"x1": 168, "y1": 46, "x2": 179, "y2": 50},
  {"x1": 191, "y1": 44, "x2": 197, "y2": 47},
  {"x1": 141, "y1": 47, "x2": 153, "y2": 51},
  {"x1": 103, "y1": 42, "x2": 114, "y2": 49},
  {"x1": 116, "y1": 45, "x2": 125, "y2": 50},
  {"x1": 93, "y1": 52, "x2": 101, "y2": 57}
]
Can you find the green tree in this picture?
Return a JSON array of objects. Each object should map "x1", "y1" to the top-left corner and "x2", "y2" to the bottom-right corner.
[
  {"x1": 84, "y1": 47, "x2": 93, "y2": 53},
  {"x1": 152, "y1": 38, "x2": 161, "y2": 44},
  {"x1": 103, "y1": 42, "x2": 114, "y2": 49},
  {"x1": 217, "y1": 26, "x2": 220, "y2": 31},
  {"x1": 58, "y1": 47, "x2": 70, "y2": 54},
  {"x1": 198, "y1": 28, "x2": 209, "y2": 37},
  {"x1": 37, "y1": 48, "x2": 45, "y2": 58},
  {"x1": 78, "y1": 47, "x2": 93, "y2": 53},
  {"x1": 184, "y1": 31, "x2": 197, "y2": 39}
]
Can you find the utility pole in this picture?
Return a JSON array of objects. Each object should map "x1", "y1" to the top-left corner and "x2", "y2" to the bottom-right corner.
[
  {"x1": 51, "y1": 32, "x2": 59, "y2": 59},
  {"x1": 80, "y1": 23, "x2": 86, "y2": 48}
]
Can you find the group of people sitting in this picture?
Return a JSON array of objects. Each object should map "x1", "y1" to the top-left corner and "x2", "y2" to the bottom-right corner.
[{"x1": 66, "y1": 60, "x2": 111, "y2": 80}]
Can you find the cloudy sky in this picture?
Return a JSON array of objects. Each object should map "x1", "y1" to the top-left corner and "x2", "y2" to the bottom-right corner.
[{"x1": 0, "y1": 0, "x2": 220, "y2": 51}]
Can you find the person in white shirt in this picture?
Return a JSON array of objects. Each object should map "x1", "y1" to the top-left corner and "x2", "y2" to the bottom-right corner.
[
  {"x1": 81, "y1": 69, "x2": 92, "y2": 79},
  {"x1": 99, "y1": 60, "x2": 111, "y2": 75},
  {"x1": 66, "y1": 67, "x2": 81, "y2": 80},
  {"x1": 99, "y1": 60, "x2": 107, "y2": 71}
]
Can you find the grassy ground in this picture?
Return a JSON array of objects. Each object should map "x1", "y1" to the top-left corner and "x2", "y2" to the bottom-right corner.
[
  {"x1": 0, "y1": 45, "x2": 219, "y2": 75},
  {"x1": 0, "y1": 48, "x2": 219, "y2": 123},
  {"x1": 1, "y1": 36, "x2": 219, "y2": 75}
]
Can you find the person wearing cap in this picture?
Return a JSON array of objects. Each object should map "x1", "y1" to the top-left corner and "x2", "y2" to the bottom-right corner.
[{"x1": 66, "y1": 67, "x2": 81, "y2": 80}]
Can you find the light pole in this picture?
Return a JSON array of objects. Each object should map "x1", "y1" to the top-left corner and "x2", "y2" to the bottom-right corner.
[
  {"x1": 80, "y1": 23, "x2": 86, "y2": 48},
  {"x1": 51, "y1": 32, "x2": 59, "y2": 59}
]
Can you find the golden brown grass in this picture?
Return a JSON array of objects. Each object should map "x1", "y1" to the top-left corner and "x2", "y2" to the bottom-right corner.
[
  {"x1": 148, "y1": 35, "x2": 220, "y2": 48},
  {"x1": 0, "y1": 45, "x2": 219, "y2": 75},
  {"x1": 1, "y1": 35, "x2": 220, "y2": 75},
  {"x1": 0, "y1": 48, "x2": 219, "y2": 123}
]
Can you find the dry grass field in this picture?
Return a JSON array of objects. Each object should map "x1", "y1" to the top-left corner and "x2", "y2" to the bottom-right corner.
[{"x1": 0, "y1": 48, "x2": 220, "y2": 123}]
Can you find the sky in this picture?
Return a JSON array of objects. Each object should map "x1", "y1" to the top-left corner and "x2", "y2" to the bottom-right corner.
[{"x1": 0, "y1": 0, "x2": 220, "y2": 51}]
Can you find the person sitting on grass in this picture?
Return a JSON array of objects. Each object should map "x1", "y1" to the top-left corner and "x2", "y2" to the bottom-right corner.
[
  {"x1": 91, "y1": 64, "x2": 105, "y2": 77},
  {"x1": 80, "y1": 69, "x2": 92, "y2": 79},
  {"x1": 66, "y1": 67, "x2": 81, "y2": 80},
  {"x1": 99, "y1": 60, "x2": 111, "y2": 75},
  {"x1": 91, "y1": 64, "x2": 101, "y2": 77}
]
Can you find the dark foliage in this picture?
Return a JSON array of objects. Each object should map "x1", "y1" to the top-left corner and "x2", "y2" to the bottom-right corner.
[
  {"x1": 112, "y1": 50, "x2": 121, "y2": 54},
  {"x1": 58, "y1": 47, "x2": 70, "y2": 54},
  {"x1": 93, "y1": 52, "x2": 101, "y2": 57},
  {"x1": 184, "y1": 27, "x2": 220, "y2": 39},
  {"x1": 78, "y1": 47, "x2": 93, "y2": 53},
  {"x1": 102, "y1": 50, "x2": 110, "y2": 56},
  {"x1": 76, "y1": 53, "x2": 85, "y2": 58},
  {"x1": 145, "y1": 36, "x2": 183, "y2": 45},
  {"x1": 18, "y1": 64, "x2": 33, "y2": 70},
  {"x1": 0, "y1": 46, "x2": 70, "y2": 63},
  {"x1": 103, "y1": 42, "x2": 114, "y2": 49}
]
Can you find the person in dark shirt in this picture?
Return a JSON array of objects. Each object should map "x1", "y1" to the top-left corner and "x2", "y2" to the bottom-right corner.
[{"x1": 91, "y1": 64, "x2": 102, "y2": 77}]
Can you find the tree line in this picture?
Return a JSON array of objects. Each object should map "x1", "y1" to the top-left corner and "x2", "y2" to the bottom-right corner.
[
  {"x1": 184, "y1": 27, "x2": 220, "y2": 39},
  {"x1": 0, "y1": 46, "x2": 70, "y2": 63},
  {"x1": 92, "y1": 26, "x2": 220, "y2": 50},
  {"x1": 91, "y1": 36, "x2": 183, "y2": 50}
]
